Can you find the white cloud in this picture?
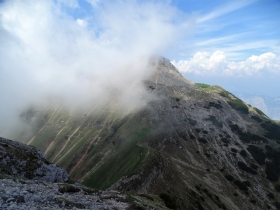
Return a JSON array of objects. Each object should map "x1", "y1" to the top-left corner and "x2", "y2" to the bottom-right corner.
[
  {"x1": 57, "y1": 0, "x2": 79, "y2": 8},
  {"x1": 172, "y1": 51, "x2": 280, "y2": 76},
  {"x1": 85, "y1": 0, "x2": 101, "y2": 8},
  {"x1": 0, "y1": 0, "x2": 190, "y2": 139},
  {"x1": 76, "y1": 18, "x2": 88, "y2": 27},
  {"x1": 197, "y1": 0, "x2": 258, "y2": 23}
]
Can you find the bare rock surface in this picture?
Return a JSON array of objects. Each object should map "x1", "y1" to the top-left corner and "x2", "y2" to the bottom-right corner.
[
  {"x1": 0, "y1": 178, "x2": 131, "y2": 209},
  {"x1": 0, "y1": 137, "x2": 68, "y2": 182}
]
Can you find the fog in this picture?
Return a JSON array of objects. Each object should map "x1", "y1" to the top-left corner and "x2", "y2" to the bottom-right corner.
[{"x1": 0, "y1": 0, "x2": 192, "y2": 139}]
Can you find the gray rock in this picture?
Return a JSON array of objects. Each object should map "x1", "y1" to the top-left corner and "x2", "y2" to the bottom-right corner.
[
  {"x1": 0, "y1": 179, "x2": 133, "y2": 209},
  {"x1": 0, "y1": 137, "x2": 68, "y2": 182}
]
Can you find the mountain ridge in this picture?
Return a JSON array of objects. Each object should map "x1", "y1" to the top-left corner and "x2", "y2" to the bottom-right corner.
[{"x1": 12, "y1": 57, "x2": 280, "y2": 209}]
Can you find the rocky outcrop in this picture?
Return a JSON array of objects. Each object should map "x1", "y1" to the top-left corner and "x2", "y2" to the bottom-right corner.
[
  {"x1": 0, "y1": 137, "x2": 169, "y2": 209},
  {"x1": 0, "y1": 179, "x2": 132, "y2": 210},
  {"x1": 0, "y1": 137, "x2": 68, "y2": 182}
]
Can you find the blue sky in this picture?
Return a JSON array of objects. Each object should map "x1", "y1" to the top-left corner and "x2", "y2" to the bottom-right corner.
[
  {"x1": 1, "y1": 0, "x2": 280, "y2": 98},
  {"x1": 64, "y1": 0, "x2": 280, "y2": 96},
  {"x1": 172, "y1": 0, "x2": 280, "y2": 60},
  {"x1": 169, "y1": 0, "x2": 280, "y2": 97}
]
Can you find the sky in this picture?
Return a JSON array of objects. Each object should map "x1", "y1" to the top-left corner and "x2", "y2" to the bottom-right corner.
[
  {"x1": 169, "y1": 0, "x2": 280, "y2": 97},
  {"x1": 0, "y1": 0, "x2": 280, "y2": 137}
]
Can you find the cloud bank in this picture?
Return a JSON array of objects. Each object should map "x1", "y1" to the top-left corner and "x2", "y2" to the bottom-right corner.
[
  {"x1": 172, "y1": 51, "x2": 280, "y2": 76},
  {"x1": 0, "y1": 0, "x2": 190, "y2": 139}
]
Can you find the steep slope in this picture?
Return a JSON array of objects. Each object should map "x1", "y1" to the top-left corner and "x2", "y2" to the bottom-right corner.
[
  {"x1": 17, "y1": 57, "x2": 280, "y2": 210},
  {"x1": 236, "y1": 93, "x2": 280, "y2": 120}
]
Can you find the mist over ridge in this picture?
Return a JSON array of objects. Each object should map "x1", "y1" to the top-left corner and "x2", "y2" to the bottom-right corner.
[{"x1": 0, "y1": 0, "x2": 193, "y2": 139}]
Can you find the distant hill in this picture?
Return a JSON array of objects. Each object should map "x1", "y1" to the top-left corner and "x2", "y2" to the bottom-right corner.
[
  {"x1": 13, "y1": 57, "x2": 280, "y2": 210},
  {"x1": 235, "y1": 93, "x2": 280, "y2": 120}
]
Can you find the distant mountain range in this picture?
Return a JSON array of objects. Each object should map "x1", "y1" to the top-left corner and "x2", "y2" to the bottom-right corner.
[{"x1": 234, "y1": 93, "x2": 280, "y2": 121}]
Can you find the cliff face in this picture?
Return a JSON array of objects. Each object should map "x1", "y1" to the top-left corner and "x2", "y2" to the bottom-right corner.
[{"x1": 15, "y1": 57, "x2": 280, "y2": 210}]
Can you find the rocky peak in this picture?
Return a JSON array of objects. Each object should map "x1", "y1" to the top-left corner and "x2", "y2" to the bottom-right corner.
[{"x1": 148, "y1": 55, "x2": 193, "y2": 87}]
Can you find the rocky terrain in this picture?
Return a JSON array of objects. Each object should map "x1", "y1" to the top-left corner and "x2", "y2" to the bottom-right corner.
[
  {"x1": 0, "y1": 137, "x2": 68, "y2": 182},
  {"x1": 9, "y1": 57, "x2": 280, "y2": 209},
  {"x1": 0, "y1": 137, "x2": 168, "y2": 209},
  {"x1": 0, "y1": 179, "x2": 130, "y2": 209}
]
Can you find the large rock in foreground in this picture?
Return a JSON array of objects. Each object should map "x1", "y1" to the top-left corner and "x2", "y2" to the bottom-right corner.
[{"x1": 0, "y1": 137, "x2": 68, "y2": 182}]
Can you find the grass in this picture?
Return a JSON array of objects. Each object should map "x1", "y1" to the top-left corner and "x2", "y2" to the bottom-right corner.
[
  {"x1": 253, "y1": 107, "x2": 268, "y2": 118},
  {"x1": 227, "y1": 99, "x2": 249, "y2": 114},
  {"x1": 31, "y1": 125, "x2": 58, "y2": 151},
  {"x1": 195, "y1": 83, "x2": 211, "y2": 89},
  {"x1": 82, "y1": 126, "x2": 150, "y2": 189}
]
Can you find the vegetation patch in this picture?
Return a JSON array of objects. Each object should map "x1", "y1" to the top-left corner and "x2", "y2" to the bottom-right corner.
[
  {"x1": 275, "y1": 202, "x2": 280, "y2": 210},
  {"x1": 198, "y1": 138, "x2": 208, "y2": 144},
  {"x1": 187, "y1": 118, "x2": 197, "y2": 126},
  {"x1": 229, "y1": 124, "x2": 268, "y2": 143},
  {"x1": 195, "y1": 83, "x2": 211, "y2": 89},
  {"x1": 261, "y1": 120, "x2": 280, "y2": 141},
  {"x1": 265, "y1": 145, "x2": 273, "y2": 151},
  {"x1": 265, "y1": 162, "x2": 279, "y2": 182},
  {"x1": 233, "y1": 180, "x2": 249, "y2": 192},
  {"x1": 208, "y1": 101, "x2": 223, "y2": 109},
  {"x1": 159, "y1": 193, "x2": 177, "y2": 209},
  {"x1": 148, "y1": 85, "x2": 155, "y2": 91},
  {"x1": 59, "y1": 184, "x2": 81, "y2": 193},
  {"x1": 237, "y1": 162, "x2": 257, "y2": 175},
  {"x1": 221, "y1": 138, "x2": 230, "y2": 144},
  {"x1": 229, "y1": 124, "x2": 240, "y2": 132},
  {"x1": 195, "y1": 129, "x2": 201, "y2": 133},
  {"x1": 275, "y1": 184, "x2": 280, "y2": 193},
  {"x1": 247, "y1": 145, "x2": 266, "y2": 165},
  {"x1": 267, "y1": 192, "x2": 275, "y2": 199},
  {"x1": 224, "y1": 175, "x2": 234, "y2": 182},
  {"x1": 251, "y1": 116, "x2": 263, "y2": 122},
  {"x1": 231, "y1": 148, "x2": 237, "y2": 153},
  {"x1": 265, "y1": 148, "x2": 280, "y2": 182},
  {"x1": 228, "y1": 99, "x2": 249, "y2": 114},
  {"x1": 249, "y1": 199, "x2": 256, "y2": 204},
  {"x1": 253, "y1": 107, "x2": 267, "y2": 117},
  {"x1": 250, "y1": 164, "x2": 258, "y2": 170},
  {"x1": 206, "y1": 116, "x2": 223, "y2": 128},
  {"x1": 240, "y1": 150, "x2": 247, "y2": 157},
  {"x1": 138, "y1": 194, "x2": 154, "y2": 201},
  {"x1": 82, "y1": 126, "x2": 150, "y2": 189}
]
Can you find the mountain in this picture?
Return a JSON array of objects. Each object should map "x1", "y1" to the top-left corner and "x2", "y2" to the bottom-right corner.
[
  {"x1": 234, "y1": 93, "x2": 280, "y2": 121},
  {"x1": 14, "y1": 57, "x2": 280, "y2": 210}
]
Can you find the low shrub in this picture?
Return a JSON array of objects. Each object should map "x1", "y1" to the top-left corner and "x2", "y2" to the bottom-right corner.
[
  {"x1": 233, "y1": 180, "x2": 249, "y2": 192},
  {"x1": 159, "y1": 193, "x2": 177, "y2": 209},
  {"x1": 237, "y1": 162, "x2": 257, "y2": 175},
  {"x1": 240, "y1": 150, "x2": 247, "y2": 157},
  {"x1": 224, "y1": 174, "x2": 234, "y2": 182},
  {"x1": 59, "y1": 184, "x2": 81, "y2": 193},
  {"x1": 247, "y1": 145, "x2": 266, "y2": 165}
]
